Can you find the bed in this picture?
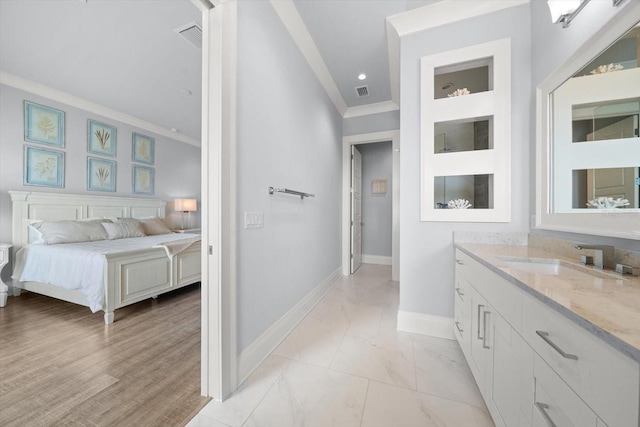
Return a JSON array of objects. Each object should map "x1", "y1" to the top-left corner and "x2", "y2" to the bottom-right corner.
[{"x1": 9, "y1": 191, "x2": 201, "y2": 324}]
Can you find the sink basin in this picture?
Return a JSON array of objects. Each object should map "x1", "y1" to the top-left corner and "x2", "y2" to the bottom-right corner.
[{"x1": 496, "y1": 256, "x2": 618, "y2": 280}]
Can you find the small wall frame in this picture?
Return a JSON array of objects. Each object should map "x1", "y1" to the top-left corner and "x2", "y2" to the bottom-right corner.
[
  {"x1": 88, "y1": 120, "x2": 117, "y2": 157},
  {"x1": 24, "y1": 101, "x2": 65, "y2": 147},
  {"x1": 87, "y1": 156, "x2": 117, "y2": 192},
  {"x1": 133, "y1": 165, "x2": 154, "y2": 195},
  {"x1": 132, "y1": 132, "x2": 155, "y2": 164},
  {"x1": 23, "y1": 145, "x2": 65, "y2": 188}
]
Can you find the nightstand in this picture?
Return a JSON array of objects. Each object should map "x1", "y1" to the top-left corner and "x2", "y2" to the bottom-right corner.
[
  {"x1": 0, "y1": 243, "x2": 12, "y2": 307},
  {"x1": 172, "y1": 228, "x2": 201, "y2": 234}
]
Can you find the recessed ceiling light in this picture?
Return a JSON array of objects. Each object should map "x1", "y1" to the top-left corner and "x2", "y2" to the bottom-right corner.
[
  {"x1": 170, "y1": 128, "x2": 179, "y2": 132},
  {"x1": 180, "y1": 88, "x2": 192, "y2": 96},
  {"x1": 441, "y1": 82, "x2": 454, "y2": 90},
  {"x1": 358, "y1": 74, "x2": 367, "y2": 81}
]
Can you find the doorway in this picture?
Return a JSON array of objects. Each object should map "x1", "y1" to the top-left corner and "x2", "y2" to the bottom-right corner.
[{"x1": 342, "y1": 130, "x2": 400, "y2": 281}]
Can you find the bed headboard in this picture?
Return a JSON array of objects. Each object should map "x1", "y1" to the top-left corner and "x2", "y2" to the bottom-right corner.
[{"x1": 10, "y1": 191, "x2": 166, "y2": 250}]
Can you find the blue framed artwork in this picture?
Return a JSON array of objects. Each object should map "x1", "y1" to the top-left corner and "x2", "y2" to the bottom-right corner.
[
  {"x1": 132, "y1": 165, "x2": 154, "y2": 195},
  {"x1": 23, "y1": 145, "x2": 64, "y2": 188},
  {"x1": 88, "y1": 119, "x2": 117, "y2": 157},
  {"x1": 87, "y1": 157, "x2": 116, "y2": 192},
  {"x1": 132, "y1": 132, "x2": 155, "y2": 164},
  {"x1": 24, "y1": 101, "x2": 65, "y2": 147}
]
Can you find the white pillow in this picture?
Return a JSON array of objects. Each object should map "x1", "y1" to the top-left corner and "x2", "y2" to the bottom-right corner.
[
  {"x1": 102, "y1": 218, "x2": 146, "y2": 240},
  {"x1": 138, "y1": 217, "x2": 172, "y2": 235},
  {"x1": 31, "y1": 219, "x2": 110, "y2": 244}
]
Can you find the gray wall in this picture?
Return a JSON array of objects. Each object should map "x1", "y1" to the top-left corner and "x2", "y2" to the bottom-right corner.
[
  {"x1": 399, "y1": 5, "x2": 531, "y2": 318},
  {"x1": 359, "y1": 141, "x2": 392, "y2": 257},
  {"x1": 529, "y1": 0, "x2": 639, "y2": 252},
  {"x1": 343, "y1": 110, "x2": 400, "y2": 136},
  {"x1": 236, "y1": 1, "x2": 343, "y2": 352},
  {"x1": 0, "y1": 84, "x2": 201, "y2": 283}
]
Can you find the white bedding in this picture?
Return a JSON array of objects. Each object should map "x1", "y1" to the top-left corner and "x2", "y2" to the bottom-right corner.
[{"x1": 12, "y1": 234, "x2": 201, "y2": 312}]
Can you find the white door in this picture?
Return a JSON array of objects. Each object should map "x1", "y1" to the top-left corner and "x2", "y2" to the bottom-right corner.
[{"x1": 351, "y1": 145, "x2": 362, "y2": 273}]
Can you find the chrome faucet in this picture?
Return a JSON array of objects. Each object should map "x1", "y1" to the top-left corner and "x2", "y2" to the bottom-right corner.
[{"x1": 573, "y1": 244, "x2": 615, "y2": 270}]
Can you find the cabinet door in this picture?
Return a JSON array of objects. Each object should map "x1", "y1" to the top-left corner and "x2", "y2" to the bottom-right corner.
[
  {"x1": 491, "y1": 310, "x2": 532, "y2": 427},
  {"x1": 468, "y1": 286, "x2": 493, "y2": 401}
]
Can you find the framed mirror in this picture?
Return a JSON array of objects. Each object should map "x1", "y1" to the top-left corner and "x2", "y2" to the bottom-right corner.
[{"x1": 536, "y1": 6, "x2": 640, "y2": 240}]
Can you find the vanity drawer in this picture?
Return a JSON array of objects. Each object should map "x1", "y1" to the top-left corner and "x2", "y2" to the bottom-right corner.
[
  {"x1": 533, "y1": 353, "x2": 597, "y2": 427},
  {"x1": 522, "y1": 293, "x2": 639, "y2": 427}
]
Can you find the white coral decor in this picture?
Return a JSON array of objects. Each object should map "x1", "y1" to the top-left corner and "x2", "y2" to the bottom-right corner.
[
  {"x1": 448, "y1": 199, "x2": 472, "y2": 209},
  {"x1": 447, "y1": 88, "x2": 471, "y2": 97},
  {"x1": 590, "y1": 63, "x2": 624, "y2": 75},
  {"x1": 586, "y1": 197, "x2": 630, "y2": 209}
]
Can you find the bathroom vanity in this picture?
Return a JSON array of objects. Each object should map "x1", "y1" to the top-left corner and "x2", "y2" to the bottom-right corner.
[{"x1": 453, "y1": 242, "x2": 639, "y2": 427}]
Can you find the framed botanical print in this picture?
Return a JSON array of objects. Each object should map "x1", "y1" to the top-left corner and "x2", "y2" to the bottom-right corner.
[
  {"x1": 132, "y1": 165, "x2": 154, "y2": 195},
  {"x1": 132, "y1": 132, "x2": 155, "y2": 164},
  {"x1": 24, "y1": 101, "x2": 65, "y2": 147},
  {"x1": 23, "y1": 145, "x2": 64, "y2": 188},
  {"x1": 87, "y1": 157, "x2": 116, "y2": 192},
  {"x1": 88, "y1": 120, "x2": 116, "y2": 157}
]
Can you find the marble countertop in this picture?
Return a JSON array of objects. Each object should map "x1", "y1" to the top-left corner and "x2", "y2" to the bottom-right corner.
[{"x1": 454, "y1": 243, "x2": 640, "y2": 363}]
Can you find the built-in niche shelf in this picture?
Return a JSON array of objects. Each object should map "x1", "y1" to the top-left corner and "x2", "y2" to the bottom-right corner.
[{"x1": 420, "y1": 38, "x2": 511, "y2": 222}]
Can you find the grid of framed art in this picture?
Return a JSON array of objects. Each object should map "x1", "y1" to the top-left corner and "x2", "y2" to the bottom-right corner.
[{"x1": 22, "y1": 99, "x2": 156, "y2": 195}]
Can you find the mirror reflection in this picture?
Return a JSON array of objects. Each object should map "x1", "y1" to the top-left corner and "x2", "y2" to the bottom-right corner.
[
  {"x1": 434, "y1": 174, "x2": 493, "y2": 209},
  {"x1": 551, "y1": 22, "x2": 640, "y2": 212},
  {"x1": 434, "y1": 118, "x2": 492, "y2": 154}
]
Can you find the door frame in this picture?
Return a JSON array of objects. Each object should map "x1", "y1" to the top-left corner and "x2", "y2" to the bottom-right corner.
[
  {"x1": 342, "y1": 130, "x2": 400, "y2": 280},
  {"x1": 195, "y1": 0, "x2": 238, "y2": 401}
]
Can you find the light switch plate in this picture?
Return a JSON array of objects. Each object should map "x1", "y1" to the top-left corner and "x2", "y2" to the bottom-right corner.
[{"x1": 245, "y1": 212, "x2": 264, "y2": 229}]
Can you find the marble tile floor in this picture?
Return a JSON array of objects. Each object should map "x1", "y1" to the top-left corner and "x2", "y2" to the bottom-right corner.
[{"x1": 187, "y1": 264, "x2": 494, "y2": 427}]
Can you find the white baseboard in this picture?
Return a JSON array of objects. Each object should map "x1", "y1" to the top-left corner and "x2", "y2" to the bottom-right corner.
[
  {"x1": 237, "y1": 267, "x2": 343, "y2": 384},
  {"x1": 362, "y1": 255, "x2": 392, "y2": 265},
  {"x1": 397, "y1": 310, "x2": 455, "y2": 340}
]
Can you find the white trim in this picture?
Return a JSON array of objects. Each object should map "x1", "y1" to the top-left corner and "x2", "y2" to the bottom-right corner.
[
  {"x1": 200, "y1": 0, "x2": 238, "y2": 401},
  {"x1": 386, "y1": 21, "x2": 401, "y2": 108},
  {"x1": 0, "y1": 71, "x2": 200, "y2": 147},
  {"x1": 342, "y1": 130, "x2": 400, "y2": 281},
  {"x1": 397, "y1": 310, "x2": 455, "y2": 340},
  {"x1": 237, "y1": 267, "x2": 343, "y2": 384},
  {"x1": 361, "y1": 255, "x2": 392, "y2": 266},
  {"x1": 387, "y1": 0, "x2": 529, "y2": 37},
  {"x1": 269, "y1": 0, "x2": 347, "y2": 116},
  {"x1": 343, "y1": 100, "x2": 399, "y2": 119}
]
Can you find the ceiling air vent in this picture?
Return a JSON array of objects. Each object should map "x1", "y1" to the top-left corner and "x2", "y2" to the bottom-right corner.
[
  {"x1": 355, "y1": 85, "x2": 370, "y2": 97},
  {"x1": 175, "y1": 22, "x2": 202, "y2": 50}
]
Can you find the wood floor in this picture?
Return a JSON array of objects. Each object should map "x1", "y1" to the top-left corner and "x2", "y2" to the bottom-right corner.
[{"x1": 0, "y1": 284, "x2": 210, "y2": 427}]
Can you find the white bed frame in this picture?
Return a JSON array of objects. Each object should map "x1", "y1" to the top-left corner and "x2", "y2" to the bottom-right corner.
[{"x1": 9, "y1": 191, "x2": 201, "y2": 324}]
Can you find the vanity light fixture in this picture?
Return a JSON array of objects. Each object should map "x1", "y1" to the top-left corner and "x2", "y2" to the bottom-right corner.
[
  {"x1": 549, "y1": 0, "x2": 625, "y2": 28},
  {"x1": 548, "y1": 0, "x2": 589, "y2": 28},
  {"x1": 358, "y1": 73, "x2": 367, "y2": 80}
]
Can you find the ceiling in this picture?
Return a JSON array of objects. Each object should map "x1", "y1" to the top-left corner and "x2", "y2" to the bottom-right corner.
[{"x1": 0, "y1": 0, "x2": 443, "y2": 145}]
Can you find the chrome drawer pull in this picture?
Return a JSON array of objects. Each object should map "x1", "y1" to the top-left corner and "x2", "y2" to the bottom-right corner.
[
  {"x1": 482, "y1": 311, "x2": 491, "y2": 349},
  {"x1": 477, "y1": 304, "x2": 485, "y2": 340},
  {"x1": 455, "y1": 259, "x2": 464, "y2": 265},
  {"x1": 535, "y1": 402, "x2": 557, "y2": 427},
  {"x1": 455, "y1": 287, "x2": 464, "y2": 297},
  {"x1": 455, "y1": 321, "x2": 463, "y2": 334},
  {"x1": 535, "y1": 331, "x2": 578, "y2": 360}
]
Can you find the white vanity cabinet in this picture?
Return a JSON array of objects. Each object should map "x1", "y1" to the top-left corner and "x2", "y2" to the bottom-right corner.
[{"x1": 454, "y1": 248, "x2": 640, "y2": 427}]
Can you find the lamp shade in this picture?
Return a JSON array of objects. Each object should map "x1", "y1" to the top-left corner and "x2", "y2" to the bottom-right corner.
[
  {"x1": 547, "y1": 0, "x2": 581, "y2": 23},
  {"x1": 175, "y1": 198, "x2": 197, "y2": 212}
]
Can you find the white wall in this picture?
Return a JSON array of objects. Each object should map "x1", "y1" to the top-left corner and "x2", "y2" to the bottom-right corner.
[
  {"x1": 235, "y1": 1, "x2": 343, "y2": 352},
  {"x1": 529, "y1": 0, "x2": 639, "y2": 252},
  {"x1": 399, "y1": 5, "x2": 531, "y2": 318},
  {"x1": 0, "y1": 84, "x2": 201, "y2": 243},
  {"x1": 359, "y1": 141, "x2": 392, "y2": 258}
]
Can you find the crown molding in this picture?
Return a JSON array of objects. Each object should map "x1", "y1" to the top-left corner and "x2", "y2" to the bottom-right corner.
[
  {"x1": 269, "y1": 0, "x2": 347, "y2": 116},
  {"x1": 0, "y1": 71, "x2": 200, "y2": 147},
  {"x1": 343, "y1": 100, "x2": 399, "y2": 119}
]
